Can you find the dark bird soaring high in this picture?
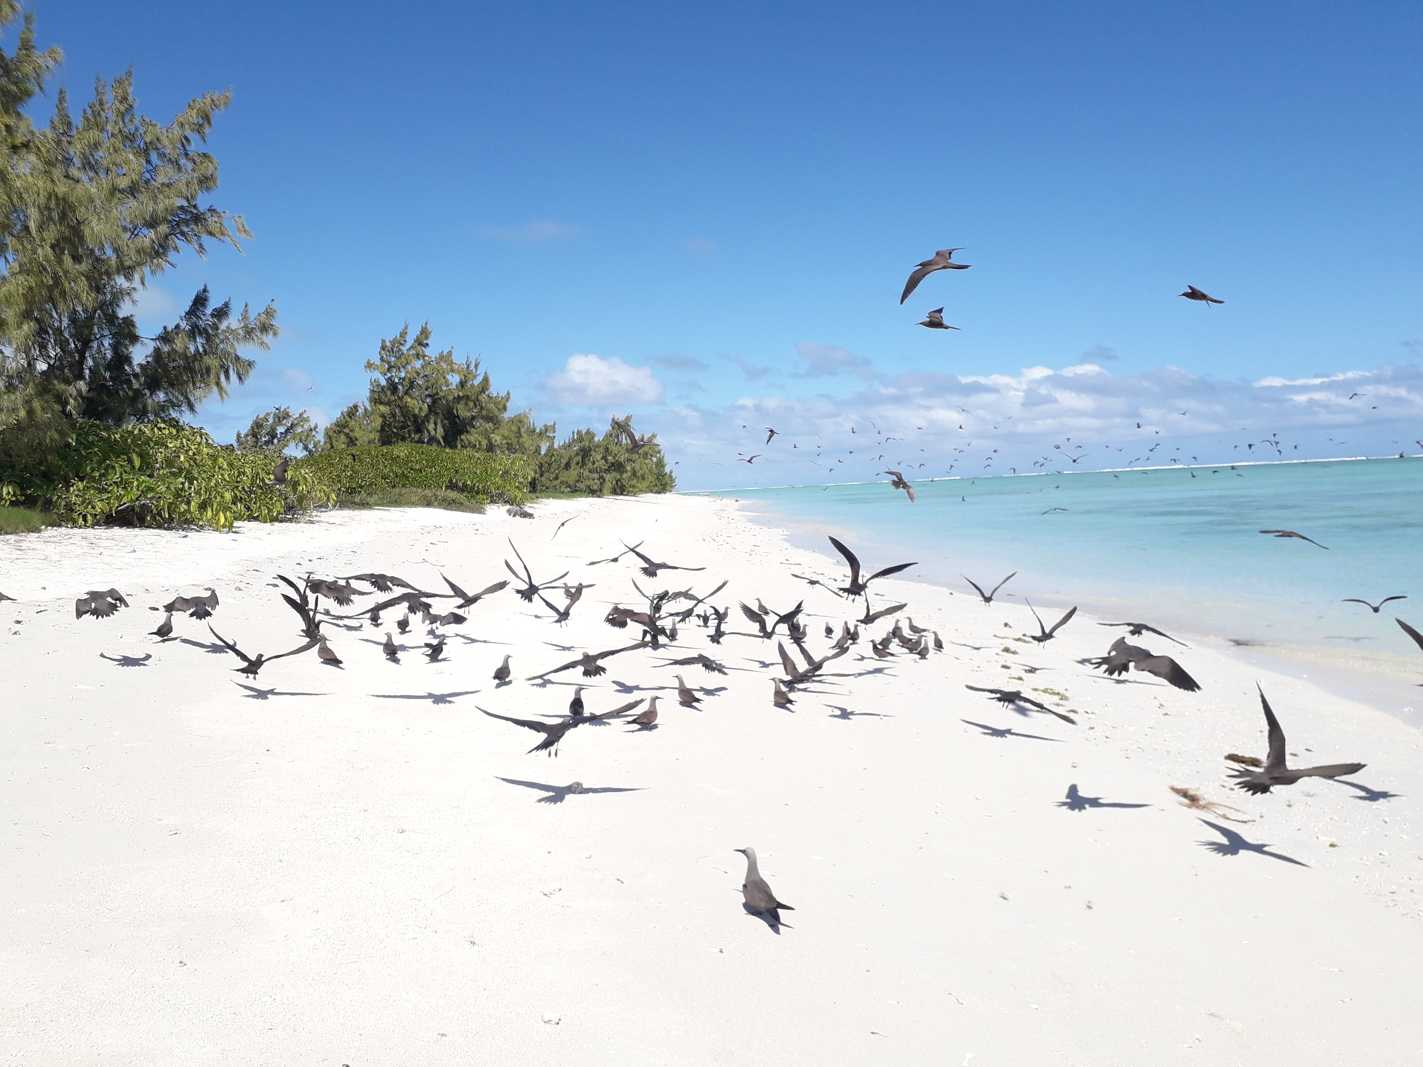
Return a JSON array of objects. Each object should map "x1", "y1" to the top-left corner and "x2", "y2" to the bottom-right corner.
[{"x1": 900, "y1": 247, "x2": 971, "y2": 304}]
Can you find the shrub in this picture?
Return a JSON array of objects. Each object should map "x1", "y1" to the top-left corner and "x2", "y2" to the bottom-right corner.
[
  {"x1": 533, "y1": 422, "x2": 676, "y2": 496},
  {"x1": 297, "y1": 444, "x2": 532, "y2": 505},
  {"x1": 18, "y1": 420, "x2": 334, "y2": 530}
]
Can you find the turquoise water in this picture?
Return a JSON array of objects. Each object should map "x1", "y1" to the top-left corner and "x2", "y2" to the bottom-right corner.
[{"x1": 713, "y1": 458, "x2": 1423, "y2": 691}]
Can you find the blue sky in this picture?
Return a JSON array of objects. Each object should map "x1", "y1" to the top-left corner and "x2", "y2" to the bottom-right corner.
[{"x1": 20, "y1": 0, "x2": 1423, "y2": 488}]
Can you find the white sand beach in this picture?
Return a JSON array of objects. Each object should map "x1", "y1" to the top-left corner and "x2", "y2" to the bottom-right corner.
[{"x1": 4, "y1": 495, "x2": 1423, "y2": 1065}]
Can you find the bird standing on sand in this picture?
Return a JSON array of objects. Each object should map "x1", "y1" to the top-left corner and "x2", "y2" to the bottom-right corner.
[
  {"x1": 1180, "y1": 284, "x2": 1224, "y2": 305},
  {"x1": 627, "y1": 695, "x2": 660, "y2": 730},
  {"x1": 493, "y1": 654, "x2": 512, "y2": 686},
  {"x1": 383, "y1": 633, "x2": 400, "y2": 662},
  {"x1": 149, "y1": 612, "x2": 174, "y2": 640},
  {"x1": 675, "y1": 675, "x2": 702, "y2": 708},
  {"x1": 917, "y1": 307, "x2": 958, "y2": 330},
  {"x1": 568, "y1": 686, "x2": 585, "y2": 718},
  {"x1": 317, "y1": 637, "x2": 343, "y2": 668},
  {"x1": 900, "y1": 247, "x2": 971, "y2": 304},
  {"x1": 424, "y1": 634, "x2": 446, "y2": 662},
  {"x1": 1228, "y1": 686, "x2": 1365, "y2": 794},
  {"x1": 734, "y1": 847, "x2": 794, "y2": 930}
]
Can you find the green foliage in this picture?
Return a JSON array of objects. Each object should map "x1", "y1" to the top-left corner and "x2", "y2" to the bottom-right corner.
[
  {"x1": 298, "y1": 444, "x2": 532, "y2": 506},
  {"x1": 328, "y1": 323, "x2": 555, "y2": 453},
  {"x1": 336, "y1": 486, "x2": 487, "y2": 513},
  {"x1": 235, "y1": 405, "x2": 319, "y2": 456},
  {"x1": 2, "y1": 419, "x2": 333, "y2": 530},
  {"x1": 534, "y1": 418, "x2": 676, "y2": 496},
  {"x1": 0, "y1": 4, "x2": 276, "y2": 426},
  {"x1": 0, "y1": 505, "x2": 50, "y2": 534}
]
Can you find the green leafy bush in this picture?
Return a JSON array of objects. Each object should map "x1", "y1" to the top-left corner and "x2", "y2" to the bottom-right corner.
[
  {"x1": 5, "y1": 419, "x2": 334, "y2": 530},
  {"x1": 297, "y1": 444, "x2": 532, "y2": 505},
  {"x1": 534, "y1": 420, "x2": 676, "y2": 496}
]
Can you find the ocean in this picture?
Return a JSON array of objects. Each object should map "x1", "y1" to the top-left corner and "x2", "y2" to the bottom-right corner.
[{"x1": 711, "y1": 457, "x2": 1423, "y2": 719}]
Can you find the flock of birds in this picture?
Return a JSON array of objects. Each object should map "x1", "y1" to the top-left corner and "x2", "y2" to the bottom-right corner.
[
  {"x1": 16, "y1": 501, "x2": 1419, "y2": 932},
  {"x1": 731, "y1": 245, "x2": 1420, "y2": 488}
]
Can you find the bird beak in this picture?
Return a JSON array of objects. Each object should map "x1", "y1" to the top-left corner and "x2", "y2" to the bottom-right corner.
[{"x1": 733, "y1": 848, "x2": 746, "y2": 855}]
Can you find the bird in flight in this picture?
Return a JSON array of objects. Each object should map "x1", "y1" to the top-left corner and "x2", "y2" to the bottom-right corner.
[
  {"x1": 917, "y1": 307, "x2": 958, "y2": 330},
  {"x1": 207, "y1": 624, "x2": 318, "y2": 678},
  {"x1": 1341, "y1": 595, "x2": 1407, "y2": 614},
  {"x1": 75, "y1": 588, "x2": 128, "y2": 619},
  {"x1": 1259, "y1": 528, "x2": 1329, "y2": 550},
  {"x1": 1087, "y1": 636, "x2": 1201, "y2": 692},
  {"x1": 827, "y1": 536, "x2": 916, "y2": 598},
  {"x1": 900, "y1": 247, "x2": 971, "y2": 304},
  {"x1": 1180, "y1": 284, "x2": 1224, "y2": 305},
  {"x1": 882, "y1": 469, "x2": 916, "y2": 503},
  {"x1": 1097, "y1": 621, "x2": 1188, "y2": 646},
  {"x1": 765, "y1": 427, "x2": 779, "y2": 445},
  {"x1": 1397, "y1": 617, "x2": 1423, "y2": 656},
  {"x1": 963, "y1": 571, "x2": 1016, "y2": 605},
  {"x1": 1227, "y1": 685, "x2": 1365, "y2": 794},
  {"x1": 622, "y1": 542, "x2": 706, "y2": 578},
  {"x1": 965, "y1": 685, "x2": 1075, "y2": 725},
  {"x1": 1025, "y1": 601, "x2": 1077, "y2": 643},
  {"x1": 479, "y1": 699, "x2": 643, "y2": 756},
  {"x1": 741, "y1": 454, "x2": 761, "y2": 464}
]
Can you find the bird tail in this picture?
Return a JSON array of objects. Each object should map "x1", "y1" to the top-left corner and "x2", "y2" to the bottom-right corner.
[{"x1": 776, "y1": 902, "x2": 795, "y2": 911}]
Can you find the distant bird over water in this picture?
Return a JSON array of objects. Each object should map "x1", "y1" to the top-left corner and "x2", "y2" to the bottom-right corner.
[
  {"x1": 1259, "y1": 528, "x2": 1329, "y2": 550},
  {"x1": 1180, "y1": 284, "x2": 1224, "y2": 305},
  {"x1": 900, "y1": 247, "x2": 971, "y2": 304},
  {"x1": 883, "y1": 469, "x2": 916, "y2": 503}
]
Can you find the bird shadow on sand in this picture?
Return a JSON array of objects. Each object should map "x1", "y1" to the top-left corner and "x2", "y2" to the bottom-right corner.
[
  {"x1": 608, "y1": 679, "x2": 665, "y2": 695},
  {"x1": 371, "y1": 690, "x2": 480, "y2": 706},
  {"x1": 234, "y1": 682, "x2": 329, "y2": 701},
  {"x1": 832, "y1": 665, "x2": 895, "y2": 680},
  {"x1": 961, "y1": 718, "x2": 1059, "y2": 741},
  {"x1": 1333, "y1": 778, "x2": 1401, "y2": 802},
  {"x1": 178, "y1": 637, "x2": 229, "y2": 655},
  {"x1": 828, "y1": 704, "x2": 893, "y2": 721},
  {"x1": 453, "y1": 633, "x2": 514, "y2": 647},
  {"x1": 740, "y1": 898, "x2": 792, "y2": 935},
  {"x1": 541, "y1": 640, "x2": 578, "y2": 652},
  {"x1": 495, "y1": 777, "x2": 642, "y2": 804},
  {"x1": 100, "y1": 652, "x2": 152, "y2": 667},
  {"x1": 1077, "y1": 672, "x2": 1169, "y2": 690},
  {"x1": 1057, "y1": 784, "x2": 1150, "y2": 811},
  {"x1": 1196, "y1": 818, "x2": 1309, "y2": 867}
]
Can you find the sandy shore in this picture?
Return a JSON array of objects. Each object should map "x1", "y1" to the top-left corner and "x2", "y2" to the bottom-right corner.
[{"x1": 4, "y1": 495, "x2": 1422, "y2": 1065}]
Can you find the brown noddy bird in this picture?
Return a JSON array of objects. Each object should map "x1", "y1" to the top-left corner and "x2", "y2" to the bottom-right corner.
[
  {"x1": 424, "y1": 634, "x2": 446, "y2": 662},
  {"x1": 480, "y1": 698, "x2": 642, "y2": 756},
  {"x1": 828, "y1": 536, "x2": 916, "y2": 598},
  {"x1": 963, "y1": 571, "x2": 1016, "y2": 605},
  {"x1": 568, "y1": 686, "x2": 585, "y2": 718},
  {"x1": 772, "y1": 678, "x2": 795, "y2": 710},
  {"x1": 383, "y1": 632, "x2": 400, "y2": 662},
  {"x1": 1259, "y1": 528, "x2": 1329, "y2": 550},
  {"x1": 149, "y1": 612, "x2": 174, "y2": 640},
  {"x1": 900, "y1": 247, "x2": 971, "y2": 304},
  {"x1": 1088, "y1": 637, "x2": 1200, "y2": 692},
  {"x1": 627, "y1": 695, "x2": 660, "y2": 730},
  {"x1": 207, "y1": 624, "x2": 318, "y2": 678},
  {"x1": 1026, "y1": 600, "x2": 1077, "y2": 643},
  {"x1": 623, "y1": 542, "x2": 707, "y2": 578},
  {"x1": 1341, "y1": 595, "x2": 1407, "y2": 614},
  {"x1": 965, "y1": 684, "x2": 1076, "y2": 725},
  {"x1": 493, "y1": 654, "x2": 512, "y2": 686},
  {"x1": 1097, "y1": 620, "x2": 1188, "y2": 646},
  {"x1": 675, "y1": 674, "x2": 702, "y2": 708},
  {"x1": 734, "y1": 847, "x2": 794, "y2": 929},
  {"x1": 1180, "y1": 284, "x2": 1224, "y2": 305},
  {"x1": 75, "y1": 588, "x2": 129, "y2": 619},
  {"x1": 917, "y1": 306, "x2": 959, "y2": 330},
  {"x1": 1228, "y1": 685, "x2": 1365, "y2": 794},
  {"x1": 883, "y1": 469, "x2": 916, "y2": 503},
  {"x1": 164, "y1": 587, "x2": 219, "y2": 619},
  {"x1": 317, "y1": 637, "x2": 343, "y2": 669}
]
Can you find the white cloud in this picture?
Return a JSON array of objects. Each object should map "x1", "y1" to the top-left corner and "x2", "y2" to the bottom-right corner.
[
  {"x1": 480, "y1": 219, "x2": 579, "y2": 242},
  {"x1": 546, "y1": 354, "x2": 664, "y2": 406},
  {"x1": 794, "y1": 341, "x2": 876, "y2": 379}
]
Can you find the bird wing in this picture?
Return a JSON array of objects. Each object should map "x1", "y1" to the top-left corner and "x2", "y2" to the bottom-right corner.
[
  {"x1": 624, "y1": 542, "x2": 658, "y2": 568},
  {"x1": 1137, "y1": 623, "x2": 1187, "y2": 647},
  {"x1": 1395, "y1": 617, "x2": 1423, "y2": 652},
  {"x1": 777, "y1": 642, "x2": 801, "y2": 680},
  {"x1": 861, "y1": 601, "x2": 907, "y2": 623},
  {"x1": 442, "y1": 573, "x2": 471, "y2": 601},
  {"x1": 1047, "y1": 606, "x2": 1078, "y2": 636},
  {"x1": 965, "y1": 684, "x2": 1006, "y2": 697},
  {"x1": 900, "y1": 264, "x2": 934, "y2": 304},
  {"x1": 1258, "y1": 686, "x2": 1287, "y2": 774},
  {"x1": 280, "y1": 593, "x2": 317, "y2": 632},
  {"x1": 473, "y1": 580, "x2": 511, "y2": 601},
  {"x1": 506, "y1": 539, "x2": 535, "y2": 583},
  {"x1": 963, "y1": 576, "x2": 989, "y2": 602},
  {"x1": 903, "y1": 483, "x2": 917, "y2": 503},
  {"x1": 1136, "y1": 655, "x2": 1200, "y2": 692},
  {"x1": 206, "y1": 624, "x2": 255, "y2": 666},
  {"x1": 1025, "y1": 600, "x2": 1047, "y2": 636},
  {"x1": 988, "y1": 572, "x2": 1017, "y2": 598},
  {"x1": 591, "y1": 641, "x2": 650, "y2": 662},
  {"x1": 591, "y1": 698, "x2": 645, "y2": 722},
  {"x1": 267, "y1": 637, "x2": 321, "y2": 663},
  {"x1": 1290, "y1": 762, "x2": 1367, "y2": 781},
  {"x1": 478, "y1": 707, "x2": 551, "y2": 734},
  {"x1": 867, "y1": 561, "x2": 916, "y2": 583}
]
